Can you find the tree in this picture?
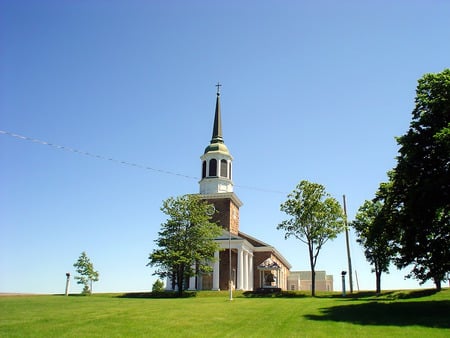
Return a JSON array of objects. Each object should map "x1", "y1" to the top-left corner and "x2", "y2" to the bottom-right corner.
[
  {"x1": 277, "y1": 181, "x2": 345, "y2": 296},
  {"x1": 152, "y1": 279, "x2": 164, "y2": 292},
  {"x1": 147, "y1": 194, "x2": 223, "y2": 296},
  {"x1": 386, "y1": 69, "x2": 450, "y2": 290},
  {"x1": 73, "y1": 251, "x2": 99, "y2": 295},
  {"x1": 352, "y1": 198, "x2": 394, "y2": 294}
]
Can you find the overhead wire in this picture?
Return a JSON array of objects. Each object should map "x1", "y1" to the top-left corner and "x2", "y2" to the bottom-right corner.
[{"x1": 0, "y1": 129, "x2": 286, "y2": 194}]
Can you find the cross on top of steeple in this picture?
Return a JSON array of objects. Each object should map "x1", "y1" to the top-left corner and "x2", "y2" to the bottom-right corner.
[{"x1": 215, "y1": 82, "x2": 222, "y2": 95}]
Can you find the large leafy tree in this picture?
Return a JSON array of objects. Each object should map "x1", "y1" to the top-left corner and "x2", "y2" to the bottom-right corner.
[
  {"x1": 73, "y1": 251, "x2": 99, "y2": 295},
  {"x1": 148, "y1": 194, "x2": 222, "y2": 296},
  {"x1": 277, "y1": 180, "x2": 345, "y2": 296},
  {"x1": 388, "y1": 69, "x2": 450, "y2": 290},
  {"x1": 352, "y1": 198, "x2": 394, "y2": 294}
]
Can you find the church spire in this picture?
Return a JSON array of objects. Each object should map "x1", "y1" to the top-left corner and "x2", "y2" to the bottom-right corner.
[
  {"x1": 211, "y1": 83, "x2": 223, "y2": 144},
  {"x1": 199, "y1": 83, "x2": 233, "y2": 195}
]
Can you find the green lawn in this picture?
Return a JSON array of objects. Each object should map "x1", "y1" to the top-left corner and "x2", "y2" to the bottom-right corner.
[{"x1": 0, "y1": 289, "x2": 449, "y2": 337}]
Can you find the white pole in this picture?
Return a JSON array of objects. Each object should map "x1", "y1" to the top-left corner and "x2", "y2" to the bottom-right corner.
[
  {"x1": 65, "y1": 273, "x2": 70, "y2": 296},
  {"x1": 341, "y1": 271, "x2": 346, "y2": 297},
  {"x1": 229, "y1": 226, "x2": 233, "y2": 301}
]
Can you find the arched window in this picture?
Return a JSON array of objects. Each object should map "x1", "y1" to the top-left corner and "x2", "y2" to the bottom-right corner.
[
  {"x1": 229, "y1": 162, "x2": 232, "y2": 180},
  {"x1": 209, "y1": 159, "x2": 217, "y2": 177},
  {"x1": 220, "y1": 159, "x2": 228, "y2": 178},
  {"x1": 202, "y1": 160, "x2": 207, "y2": 178}
]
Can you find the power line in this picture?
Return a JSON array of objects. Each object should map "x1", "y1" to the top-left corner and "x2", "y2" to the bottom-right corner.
[
  {"x1": 0, "y1": 129, "x2": 198, "y2": 180},
  {"x1": 0, "y1": 129, "x2": 286, "y2": 194}
]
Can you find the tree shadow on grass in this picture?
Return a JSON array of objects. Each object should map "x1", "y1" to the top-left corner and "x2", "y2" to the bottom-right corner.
[
  {"x1": 388, "y1": 289, "x2": 440, "y2": 299},
  {"x1": 304, "y1": 300, "x2": 450, "y2": 328},
  {"x1": 243, "y1": 290, "x2": 308, "y2": 298},
  {"x1": 118, "y1": 291, "x2": 197, "y2": 299},
  {"x1": 320, "y1": 289, "x2": 439, "y2": 300}
]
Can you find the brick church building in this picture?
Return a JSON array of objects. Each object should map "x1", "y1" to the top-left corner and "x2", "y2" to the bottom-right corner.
[{"x1": 166, "y1": 86, "x2": 292, "y2": 291}]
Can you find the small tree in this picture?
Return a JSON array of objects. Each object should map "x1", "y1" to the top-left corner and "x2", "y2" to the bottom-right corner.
[
  {"x1": 73, "y1": 251, "x2": 99, "y2": 295},
  {"x1": 352, "y1": 198, "x2": 394, "y2": 294},
  {"x1": 277, "y1": 180, "x2": 345, "y2": 296},
  {"x1": 152, "y1": 279, "x2": 164, "y2": 292},
  {"x1": 147, "y1": 194, "x2": 223, "y2": 296}
]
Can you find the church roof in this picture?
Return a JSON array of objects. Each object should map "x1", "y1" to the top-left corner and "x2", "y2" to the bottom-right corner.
[
  {"x1": 215, "y1": 230, "x2": 242, "y2": 241},
  {"x1": 238, "y1": 231, "x2": 271, "y2": 247},
  {"x1": 215, "y1": 231, "x2": 292, "y2": 270},
  {"x1": 238, "y1": 231, "x2": 292, "y2": 269}
]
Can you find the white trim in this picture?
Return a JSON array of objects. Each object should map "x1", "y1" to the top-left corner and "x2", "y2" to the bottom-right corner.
[{"x1": 198, "y1": 192, "x2": 243, "y2": 208}]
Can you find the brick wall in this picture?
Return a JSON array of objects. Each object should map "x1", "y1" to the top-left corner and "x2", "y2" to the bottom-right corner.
[
  {"x1": 219, "y1": 249, "x2": 236, "y2": 290},
  {"x1": 204, "y1": 198, "x2": 240, "y2": 235}
]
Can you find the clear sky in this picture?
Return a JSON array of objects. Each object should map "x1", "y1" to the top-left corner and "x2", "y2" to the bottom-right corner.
[{"x1": 1, "y1": 0, "x2": 449, "y2": 294}]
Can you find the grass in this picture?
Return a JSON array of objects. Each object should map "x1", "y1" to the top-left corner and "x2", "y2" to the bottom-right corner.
[{"x1": 0, "y1": 289, "x2": 449, "y2": 337}]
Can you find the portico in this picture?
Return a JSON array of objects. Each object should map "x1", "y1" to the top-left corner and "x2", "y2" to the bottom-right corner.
[{"x1": 213, "y1": 234, "x2": 255, "y2": 291}]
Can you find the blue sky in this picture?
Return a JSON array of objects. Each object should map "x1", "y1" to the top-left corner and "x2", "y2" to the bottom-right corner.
[{"x1": 1, "y1": 0, "x2": 448, "y2": 294}]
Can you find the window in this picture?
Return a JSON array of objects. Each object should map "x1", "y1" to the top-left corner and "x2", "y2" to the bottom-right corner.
[
  {"x1": 209, "y1": 159, "x2": 217, "y2": 176},
  {"x1": 229, "y1": 162, "x2": 232, "y2": 180},
  {"x1": 202, "y1": 161, "x2": 206, "y2": 178},
  {"x1": 220, "y1": 159, "x2": 228, "y2": 178}
]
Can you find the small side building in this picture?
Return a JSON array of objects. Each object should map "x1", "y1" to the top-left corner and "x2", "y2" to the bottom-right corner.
[{"x1": 287, "y1": 271, "x2": 333, "y2": 292}]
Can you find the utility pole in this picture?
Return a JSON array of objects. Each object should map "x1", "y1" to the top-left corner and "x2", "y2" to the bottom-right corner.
[{"x1": 343, "y1": 195, "x2": 353, "y2": 293}]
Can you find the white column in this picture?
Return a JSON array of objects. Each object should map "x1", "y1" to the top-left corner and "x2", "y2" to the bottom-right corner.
[
  {"x1": 217, "y1": 158, "x2": 221, "y2": 177},
  {"x1": 249, "y1": 253, "x2": 254, "y2": 291},
  {"x1": 213, "y1": 251, "x2": 220, "y2": 290},
  {"x1": 279, "y1": 269, "x2": 283, "y2": 289},
  {"x1": 188, "y1": 276, "x2": 196, "y2": 290},
  {"x1": 243, "y1": 250, "x2": 248, "y2": 290},
  {"x1": 237, "y1": 248, "x2": 243, "y2": 290},
  {"x1": 165, "y1": 276, "x2": 172, "y2": 291}
]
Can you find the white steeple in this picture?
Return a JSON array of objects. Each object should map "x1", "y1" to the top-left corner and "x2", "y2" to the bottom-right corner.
[{"x1": 199, "y1": 84, "x2": 233, "y2": 194}]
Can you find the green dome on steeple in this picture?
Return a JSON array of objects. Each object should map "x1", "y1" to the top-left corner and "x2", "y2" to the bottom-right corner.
[{"x1": 204, "y1": 141, "x2": 230, "y2": 154}]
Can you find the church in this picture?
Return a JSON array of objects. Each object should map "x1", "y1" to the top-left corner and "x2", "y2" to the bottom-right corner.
[{"x1": 167, "y1": 86, "x2": 292, "y2": 291}]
